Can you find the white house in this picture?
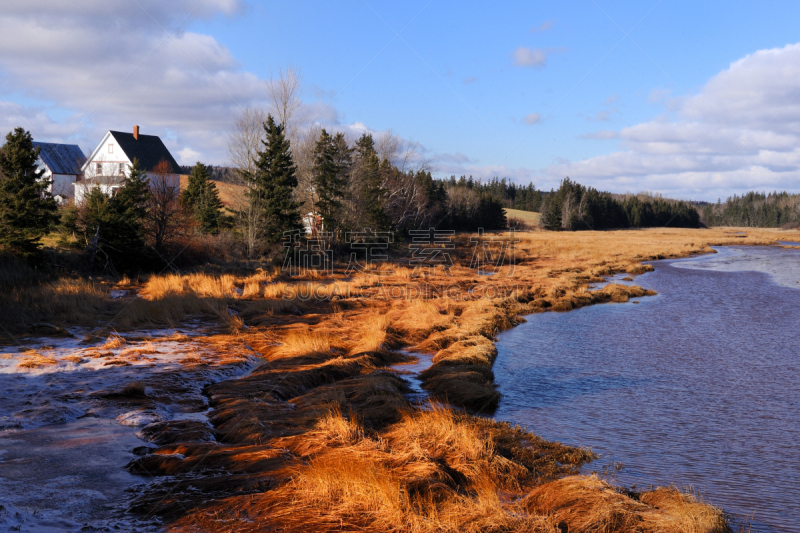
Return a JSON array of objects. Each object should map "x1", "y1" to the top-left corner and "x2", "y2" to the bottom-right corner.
[
  {"x1": 32, "y1": 142, "x2": 86, "y2": 203},
  {"x1": 74, "y1": 125, "x2": 181, "y2": 204}
]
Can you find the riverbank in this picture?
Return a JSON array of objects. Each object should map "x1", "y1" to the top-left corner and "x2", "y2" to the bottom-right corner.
[
  {"x1": 1, "y1": 227, "x2": 792, "y2": 532},
  {"x1": 493, "y1": 243, "x2": 800, "y2": 532}
]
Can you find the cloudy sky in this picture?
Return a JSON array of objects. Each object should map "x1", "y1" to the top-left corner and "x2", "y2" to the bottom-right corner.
[{"x1": 2, "y1": 1, "x2": 800, "y2": 201}]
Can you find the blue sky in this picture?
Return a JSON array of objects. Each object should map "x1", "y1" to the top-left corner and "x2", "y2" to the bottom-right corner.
[{"x1": 2, "y1": 1, "x2": 800, "y2": 200}]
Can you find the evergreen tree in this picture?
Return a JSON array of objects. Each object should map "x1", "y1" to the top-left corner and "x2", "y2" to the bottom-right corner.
[
  {"x1": 702, "y1": 191, "x2": 800, "y2": 227},
  {"x1": 0, "y1": 128, "x2": 58, "y2": 256},
  {"x1": 540, "y1": 188, "x2": 562, "y2": 230},
  {"x1": 64, "y1": 158, "x2": 150, "y2": 272},
  {"x1": 312, "y1": 129, "x2": 350, "y2": 237},
  {"x1": 250, "y1": 115, "x2": 302, "y2": 245},
  {"x1": 181, "y1": 162, "x2": 224, "y2": 234},
  {"x1": 353, "y1": 133, "x2": 389, "y2": 231},
  {"x1": 108, "y1": 158, "x2": 149, "y2": 263}
]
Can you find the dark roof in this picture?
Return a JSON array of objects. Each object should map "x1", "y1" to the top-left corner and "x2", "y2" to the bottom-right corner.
[
  {"x1": 33, "y1": 142, "x2": 86, "y2": 175},
  {"x1": 108, "y1": 131, "x2": 181, "y2": 173}
]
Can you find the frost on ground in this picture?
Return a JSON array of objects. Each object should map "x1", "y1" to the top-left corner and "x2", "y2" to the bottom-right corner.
[{"x1": 0, "y1": 326, "x2": 260, "y2": 532}]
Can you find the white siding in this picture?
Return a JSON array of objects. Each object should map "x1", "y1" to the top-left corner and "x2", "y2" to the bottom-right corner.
[
  {"x1": 81, "y1": 132, "x2": 131, "y2": 179},
  {"x1": 73, "y1": 180, "x2": 123, "y2": 205},
  {"x1": 35, "y1": 157, "x2": 78, "y2": 201}
]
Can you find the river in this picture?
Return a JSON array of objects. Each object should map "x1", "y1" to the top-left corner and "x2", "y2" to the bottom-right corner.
[{"x1": 493, "y1": 246, "x2": 800, "y2": 532}]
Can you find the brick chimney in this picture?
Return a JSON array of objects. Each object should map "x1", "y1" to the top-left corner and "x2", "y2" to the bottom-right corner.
[{"x1": 133, "y1": 125, "x2": 139, "y2": 140}]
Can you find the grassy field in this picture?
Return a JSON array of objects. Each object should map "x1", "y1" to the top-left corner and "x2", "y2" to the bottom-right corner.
[
  {"x1": 4, "y1": 226, "x2": 794, "y2": 532},
  {"x1": 179, "y1": 174, "x2": 246, "y2": 212},
  {"x1": 505, "y1": 208, "x2": 541, "y2": 227}
]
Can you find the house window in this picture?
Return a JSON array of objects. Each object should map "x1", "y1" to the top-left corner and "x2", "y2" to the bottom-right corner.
[
  {"x1": 95, "y1": 162, "x2": 102, "y2": 176},
  {"x1": 118, "y1": 163, "x2": 125, "y2": 176},
  {"x1": 108, "y1": 144, "x2": 114, "y2": 154}
]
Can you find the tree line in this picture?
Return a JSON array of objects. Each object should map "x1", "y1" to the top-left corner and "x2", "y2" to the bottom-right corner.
[
  {"x1": 441, "y1": 176, "x2": 543, "y2": 212},
  {"x1": 702, "y1": 192, "x2": 800, "y2": 228},
  {"x1": 540, "y1": 178, "x2": 701, "y2": 230},
  {"x1": 0, "y1": 122, "x2": 509, "y2": 272},
  {"x1": 236, "y1": 117, "x2": 509, "y2": 260}
]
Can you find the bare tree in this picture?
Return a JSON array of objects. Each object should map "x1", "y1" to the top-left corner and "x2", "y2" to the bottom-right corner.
[
  {"x1": 146, "y1": 160, "x2": 187, "y2": 254},
  {"x1": 266, "y1": 65, "x2": 303, "y2": 139},
  {"x1": 292, "y1": 123, "x2": 321, "y2": 213},
  {"x1": 375, "y1": 131, "x2": 400, "y2": 164},
  {"x1": 385, "y1": 168, "x2": 431, "y2": 231},
  {"x1": 373, "y1": 131, "x2": 431, "y2": 173},
  {"x1": 228, "y1": 106, "x2": 267, "y2": 183},
  {"x1": 232, "y1": 188, "x2": 264, "y2": 260},
  {"x1": 227, "y1": 106, "x2": 269, "y2": 259}
]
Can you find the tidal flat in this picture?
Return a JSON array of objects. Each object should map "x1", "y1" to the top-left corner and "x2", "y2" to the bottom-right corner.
[{"x1": 0, "y1": 227, "x2": 794, "y2": 532}]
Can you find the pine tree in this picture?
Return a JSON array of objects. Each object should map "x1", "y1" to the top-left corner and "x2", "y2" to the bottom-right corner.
[
  {"x1": 311, "y1": 129, "x2": 350, "y2": 237},
  {"x1": 354, "y1": 133, "x2": 390, "y2": 231},
  {"x1": 61, "y1": 159, "x2": 150, "y2": 272},
  {"x1": 250, "y1": 115, "x2": 302, "y2": 245},
  {"x1": 0, "y1": 128, "x2": 58, "y2": 256},
  {"x1": 181, "y1": 162, "x2": 224, "y2": 234},
  {"x1": 108, "y1": 158, "x2": 149, "y2": 263}
]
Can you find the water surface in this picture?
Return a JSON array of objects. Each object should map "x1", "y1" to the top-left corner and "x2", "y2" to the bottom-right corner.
[{"x1": 494, "y1": 246, "x2": 800, "y2": 533}]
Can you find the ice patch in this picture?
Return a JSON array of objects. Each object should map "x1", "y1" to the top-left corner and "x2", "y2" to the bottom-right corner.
[
  {"x1": 0, "y1": 327, "x2": 261, "y2": 531},
  {"x1": 671, "y1": 246, "x2": 800, "y2": 290},
  {"x1": 109, "y1": 289, "x2": 128, "y2": 299},
  {"x1": 116, "y1": 408, "x2": 169, "y2": 427}
]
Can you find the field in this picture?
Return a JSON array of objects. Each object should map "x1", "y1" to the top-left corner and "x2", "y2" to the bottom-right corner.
[
  {"x1": 505, "y1": 208, "x2": 541, "y2": 228},
  {"x1": 179, "y1": 175, "x2": 246, "y2": 212},
  {"x1": 2, "y1": 226, "x2": 794, "y2": 532}
]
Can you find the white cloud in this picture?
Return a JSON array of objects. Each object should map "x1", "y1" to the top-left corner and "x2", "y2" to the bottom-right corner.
[
  {"x1": 511, "y1": 46, "x2": 565, "y2": 69},
  {"x1": 177, "y1": 147, "x2": 202, "y2": 165},
  {"x1": 523, "y1": 112, "x2": 542, "y2": 125},
  {"x1": 512, "y1": 47, "x2": 548, "y2": 67},
  {"x1": 0, "y1": 0, "x2": 341, "y2": 166},
  {"x1": 546, "y1": 43, "x2": 800, "y2": 200}
]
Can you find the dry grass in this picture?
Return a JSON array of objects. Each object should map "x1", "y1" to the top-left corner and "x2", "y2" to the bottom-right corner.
[
  {"x1": 272, "y1": 329, "x2": 337, "y2": 360},
  {"x1": 166, "y1": 406, "x2": 727, "y2": 533},
  {"x1": 143, "y1": 272, "x2": 244, "y2": 300},
  {"x1": 10, "y1": 227, "x2": 788, "y2": 530},
  {"x1": 169, "y1": 407, "x2": 595, "y2": 533},
  {"x1": 506, "y1": 208, "x2": 542, "y2": 227},
  {"x1": 17, "y1": 349, "x2": 59, "y2": 369},
  {"x1": 1, "y1": 277, "x2": 112, "y2": 334},
  {"x1": 102, "y1": 333, "x2": 126, "y2": 349},
  {"x1": 518, "y1": 475, "x2": 728, "y2": 533}
]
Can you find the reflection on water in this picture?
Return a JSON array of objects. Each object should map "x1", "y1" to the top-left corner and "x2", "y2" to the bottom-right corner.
[
  {"x1": 672, "y1": 246, "x2": 800, "y2": 289},
  {"x1": 494, "y1": 246, "x2": 800, "y2": 533}
]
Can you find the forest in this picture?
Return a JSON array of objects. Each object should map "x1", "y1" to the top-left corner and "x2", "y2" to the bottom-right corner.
[
  {"x1": 702, "y1": 191, "x2": 800, "y2": 228},
  {"x1": 540, "y1": 178, "x2": 701, "y2": 230}
]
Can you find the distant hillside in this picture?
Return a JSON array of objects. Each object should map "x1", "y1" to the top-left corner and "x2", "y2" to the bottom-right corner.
[
  {"x1": 179, "y1": 165, "x2": 239, "y2": 183},
  {"x1": 505, "y1": 208, "x2": 540, "y2": 228},
  {"x1": 179, "y1": 175, "x2": 245, "y2": 211}
]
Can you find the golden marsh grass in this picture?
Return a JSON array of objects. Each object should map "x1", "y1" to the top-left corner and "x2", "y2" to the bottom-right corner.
[{"x1": 8, "y1": 226, "x2": 796, "y2": 530}]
